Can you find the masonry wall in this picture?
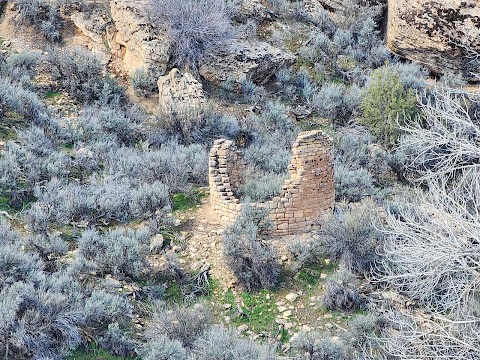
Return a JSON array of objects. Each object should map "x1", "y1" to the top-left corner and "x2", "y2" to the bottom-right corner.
[{"x1": 209, "y1": 130, "x2": 335, "y2": 235}]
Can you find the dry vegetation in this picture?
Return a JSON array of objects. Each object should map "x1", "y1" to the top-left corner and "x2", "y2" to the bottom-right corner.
[{"x1": 0, "y1": 0, "x2": 478, "y2": 359}]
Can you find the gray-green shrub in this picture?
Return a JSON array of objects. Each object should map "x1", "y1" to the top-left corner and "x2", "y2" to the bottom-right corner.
[
  {"x1": 319, "y1": 199, "x2": 382, "y2": 274},
  {"x1": 77, "y1": 227, "x2": 151, "y2": 278},
  {"x1": 334, "y1": 164, "x2": 374, "y2": 202},
  {"x1": 191, "y1": 325, "x2": 279, "y2": 360},
  {"x1": 131, "y1": 68, "x2": 157, "y2": 97},
  {"x1": 237, "y1": 170, "x2": 287, "y2": 202},
  {"x1": 223, "y1": 206, "x2": 280, "y2": 291},
  {"x1": 15, "y1": 0, "x2": 63, "y2": 42},
  {"x1": 0, "y1": 78, "x2": 47, "y2": 123},
  {"x1": 145, "y1": 303, "x2": 211, "y2": 349},
  {"x1": 287, "y1": 235, "x2": 326, "y2": 271},
  {"x1": 49, "y1": 47, "x2": 124, "y2": 104},
  {"x1": 150, "y1": 0, "x2": 235, "y2": 70},
  {"x1": 323, "y1": 269, "x2": 364, "y2": 310},
  {"x1": 313, "y1": 83, "x2": 361, "y2": 124},
  {"x1": 0, "y1": 221, "x2": 133, "y2": 360},
  {"x1": 293, "y1": 331, "x2": 346, "y2": 360}
]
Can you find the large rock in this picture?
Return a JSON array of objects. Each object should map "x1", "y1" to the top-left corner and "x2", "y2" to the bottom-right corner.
[
  {"x1": 387, "y1": 0, "x2": 480, "y2": 80},
  {"x1": 198, "y1": 39, "x2": 295, "y2": 89},
  {"x1": 70, "y1": 9, "x2": 112, "y2": 66},
  {"x1": 305, "y1": 0, "x2": 385, "y2": 13},
  {"x1": 157, "y1": 68, "x2": 205, "y2": 113},
  {"x1": 316, "y1": 0, "x2": 347, "y2": 11},
  {"x1": 109, "y1": 0, "x2": 170, "y2": 78},
  {"x1": 233, "y1": 0, "x2": 277, "y2": 22},
  {"x1": 71, "y1": 10, "x2": 110, "y2": 44}
]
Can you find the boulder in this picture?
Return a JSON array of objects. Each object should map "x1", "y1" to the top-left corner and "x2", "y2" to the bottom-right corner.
[
  {"x1": 150, "y1": 234, "x2": 165, "y2": 254},
  {"x1": 70, "y1": 9, "x2": 110, "y2": 44},
  {"x1": 70, "y1": 8, "x2": 114, "y2": 65},
  {"x1": 285, "y1": 292, "x2": 299, "y2": 302},
  {"x1": 109, "y1": 0, "x2": 171, "y2": 78},
  {"x1": 157, "y1": 68, "x2": 205, "y2": 113},
  {"x1": 198, "y1": 39, "x2": 295, "y2": 89},
  {"x1": 387, "y1": 0, "x2": 480, "y2": 80},
  {"x1": 233, "y1": 0, "x2": 277, "y2": 22},
  {"x1": 304, "y1": 0, "x2": 385, "y2": 13}
]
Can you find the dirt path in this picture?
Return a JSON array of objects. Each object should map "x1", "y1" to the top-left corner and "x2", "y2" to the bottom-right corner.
[{"x1": 178, "y1": 198, "x2": 238, "y2": 288}]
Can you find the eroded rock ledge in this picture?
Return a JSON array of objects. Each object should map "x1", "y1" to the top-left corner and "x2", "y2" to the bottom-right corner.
[{"x1": 387, "y1": 0, "x2": 480, "y2": 80}]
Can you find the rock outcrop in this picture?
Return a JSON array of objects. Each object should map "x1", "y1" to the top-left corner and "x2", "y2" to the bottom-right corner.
[
  {"x1": 317, "y1": 0, "x2": 347, "y2": 11},
  {"x1": 157, "y1": 69, "x2": 205, "y2": 114},
  {"x1": 70, "y1": 10, "x2": 110, "y2": 44},
  {"x1": 199, "y1": 39, "x2": 295, "y2": 89},
  {"x1": 387, "y1": 0, "x2": 480, "y2": 80},
  {"x1": 233, "y1": 0, "x2": 276, "y2": 22},
  {"x1": 109, "y1": 0, "x2": 170, "y2": 78},
  {"x1": 305, "y1": 0, "x2": 385, "y2": 13},
  {"x1": 70, "y1": 8, "x2": 112, "y2": 66}
]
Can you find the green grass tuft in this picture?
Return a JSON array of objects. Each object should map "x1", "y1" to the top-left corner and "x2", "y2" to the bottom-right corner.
[
  {"x1": 296, "y1": 261, "x2": 338, "y2": 288},
  {"x1": 233, "y1": 290, "x2": 279, "y2": 333},
  {"x1": 0, "y1": 195, "x2": 10, "y2": 212},
  {"x1": 172, "y1": 189, "x2": 207, "y2": 212},
  {"x1": 67, "y1": 344, "x2": 135, "y2": 360},
  {"x1": 164, "y1": 281, "x2": 183, "y2": 303},
  {"x1": 44, "y1": 90, "x2": 62, "y2": 99}
]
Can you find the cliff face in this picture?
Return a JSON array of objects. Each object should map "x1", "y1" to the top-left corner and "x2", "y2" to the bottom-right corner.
[{"x1": 387, "y1": 0, "x2": 480, "y2": 80}]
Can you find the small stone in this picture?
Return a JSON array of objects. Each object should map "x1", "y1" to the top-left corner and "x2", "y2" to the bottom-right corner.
[
  {"x1": 325, "y1": 323, "x2": 334, "y2": 329},
  {"x1": 281, "y1": 255, "x2": 288, "y2": 261},
  {"x1": 324, "y1": 313, "x2": 333, "y2": 319},
  {"x1": 238, "y1": 324, "x2": 249, "y2": 333},
  {"x1": 224, "y1": 316, "x2": 230, "y2": 323},
  {"x1": 282, "y1": 310, "x2": 292, "y2": 317},
  {"x1": 284, "y1": 322, "x2": 294, "y2": 329},
  {"x1": 302, "y1": 325, "x2": 312, "y2": 332},
  {"x1": 278, "y1": 306, "x2": 288, "y2": 312},
  {"x1": 320, "y1": 273, "x2": 328, "y2": 279},
  {"x1": 286, "y1": 293, "x2": 299, "y2": 302},
  {"x1": 105, "y1": 275, "x2": 122, "y2": 288},
  {"x1": 224, "y1": 303, "x2": 232, "y2": 310},
  {"x1": 149, "y1": 234, "x2": 164, "y2": 254},
  {"x1": 275, "y1": 301, "x2": 285, "y2": 306},
  {"x1": 265, "y1": 293, "x2": 271, "y2": 300}
]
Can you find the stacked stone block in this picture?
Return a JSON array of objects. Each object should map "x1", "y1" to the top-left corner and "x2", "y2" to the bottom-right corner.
[{"x1": 209, "y1": 130, "x2": 334, "y2": 235}]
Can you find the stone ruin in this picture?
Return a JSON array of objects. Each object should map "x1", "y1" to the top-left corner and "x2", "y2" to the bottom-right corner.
[{"x1": 209, "y1": 130, "x2": 335, "y2": 235}]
